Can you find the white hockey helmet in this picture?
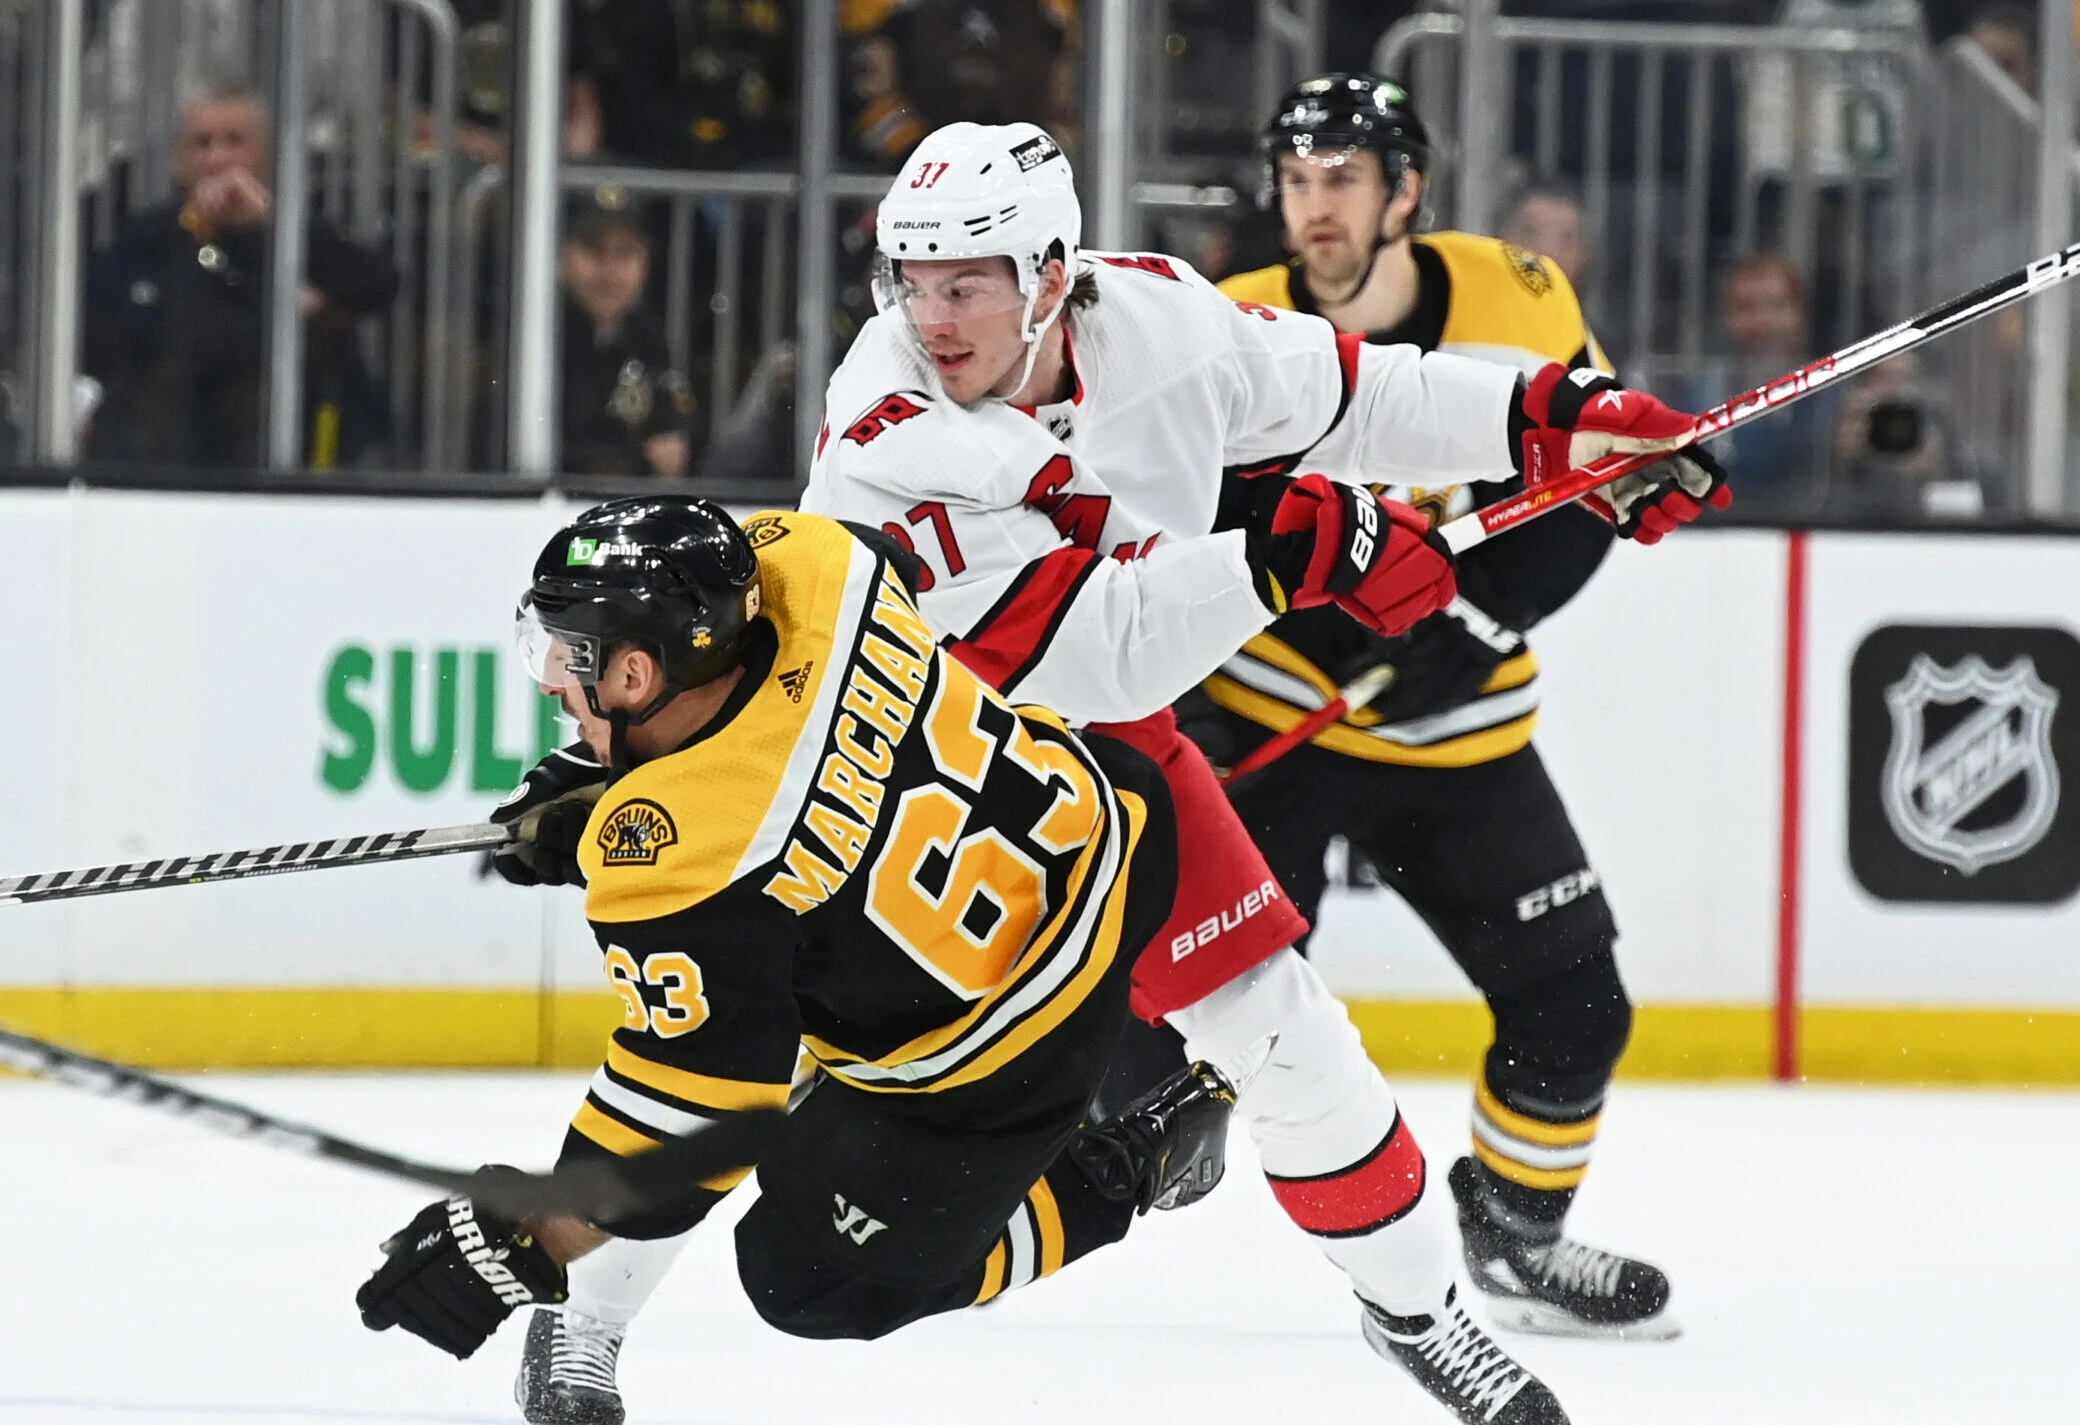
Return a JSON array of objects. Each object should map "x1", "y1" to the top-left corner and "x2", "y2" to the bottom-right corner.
[{"x1": 873, "y1": 122, "x2": 1083, "y2": 392}]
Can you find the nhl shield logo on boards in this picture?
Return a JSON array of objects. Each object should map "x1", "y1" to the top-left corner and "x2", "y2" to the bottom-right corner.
[
  {"x1": 1879, "y1": 653, "x2": 2059, "y2": 875},
  {"x1": 1848, "y1": 624, "x2": 2080, "y2": 904}
]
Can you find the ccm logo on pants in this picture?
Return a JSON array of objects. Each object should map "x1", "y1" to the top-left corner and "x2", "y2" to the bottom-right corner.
[
  {"x1": 1173, "y1": 880, "x2": 1285, "y2": 961},
  {"x1": 1515, "y1": 868, "x2": 1598, "y2": 923}
]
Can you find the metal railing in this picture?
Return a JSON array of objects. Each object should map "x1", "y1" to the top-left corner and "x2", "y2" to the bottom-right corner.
[
  {"x1": 1378, "y1": 14, "x2": 1933, "y2": 363},
  {"x1": 9, "y1": 0, "x2": 461, "y2": 470},
  {"x1": 1375, "y1": 9, "x2": 2080, "y2": 518}
]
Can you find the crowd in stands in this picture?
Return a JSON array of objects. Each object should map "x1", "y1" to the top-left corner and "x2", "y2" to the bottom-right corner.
[{"x1": 0, "y1": 0, "x2": 2058, "y2": 520}]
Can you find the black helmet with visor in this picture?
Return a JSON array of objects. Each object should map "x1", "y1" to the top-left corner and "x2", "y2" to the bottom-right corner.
[{"x1": 517, "y1": 497, "x2": 762, "y2": 772}]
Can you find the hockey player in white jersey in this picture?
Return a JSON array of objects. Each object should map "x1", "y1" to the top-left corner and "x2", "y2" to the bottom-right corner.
[{"x1": 521, "y1": 121, "x2": 1722, "y2": 1425}]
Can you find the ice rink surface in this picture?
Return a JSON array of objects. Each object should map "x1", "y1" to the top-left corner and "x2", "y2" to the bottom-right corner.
[{"x1": 2, "y1": 1071, "x2": 2074, "y2": 1425}]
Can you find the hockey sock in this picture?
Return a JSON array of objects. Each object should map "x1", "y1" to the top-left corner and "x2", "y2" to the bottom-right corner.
[
  {"x1": 1465, "y1": 1073, "x2": 1602, "y2": 1242},
  {"x1": 563, "y1": 1230, "x2": 695, "y2": 1326},
  {"x1": 971, "y1": 1164, "x2": 1138, "y2": 1305},
  {"x1": 1470, "y1": 946, "x2": 1633, "y2": 1241},
  {"x1": 1168, "y1": 948, "x2": 1455, "y2": 1318}
]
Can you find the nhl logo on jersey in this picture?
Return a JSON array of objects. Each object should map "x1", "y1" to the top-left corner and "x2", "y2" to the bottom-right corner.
[
  {"x1": 1880, "y1": 653, "x2": 2058, "y2": 875},
  {"x1": 1849, "y1": 624, "x2": 2080, "y2": 904},
  {"x1": 599, "y1": 799, "x2": 680, "y2": 867}
]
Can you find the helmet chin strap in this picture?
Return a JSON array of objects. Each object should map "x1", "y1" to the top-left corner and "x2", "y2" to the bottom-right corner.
[
  {"x1": 1003, "y1": 257, "x2": 1071, "y2": 401},
  {"x1": 583, "y1": 682, "x2": 684, "y2": 783}
]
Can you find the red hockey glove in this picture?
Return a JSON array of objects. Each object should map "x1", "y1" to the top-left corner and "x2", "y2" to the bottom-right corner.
[
  {"x1": 1247, "y1": 473, "x2": 1456, "y2": 636},
  {"x1": 1519, "y1": 363, "x2": 1733, "y2": 544}
]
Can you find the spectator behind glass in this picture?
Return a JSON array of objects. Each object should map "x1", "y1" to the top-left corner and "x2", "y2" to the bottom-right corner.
[
  {"x1": 1964, "y1": 2, "x2": 2037, "y2": 92},
  {"x1": 1497, "y1": 183, "x2": 1592, "y2": 291},
  {"x1": 843, "y1": 2, "x2": 1076, "y2": 170},
  {"x1": 567, "y1": 0, "x2": 795, "y2": 169},
  {"x1": 1673, "y1": 253, "x2": 1837, "y2": 517},
  {"x1": 82, "y1": 88, "x2": 399, "y2": 469},
  {"x1": 560, "y1": 189, "x2": 695, "y2": 478}
]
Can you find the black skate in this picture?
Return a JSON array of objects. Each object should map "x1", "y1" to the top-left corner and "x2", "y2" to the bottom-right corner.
[
  {"x1": 1070, "y1": 1060, "x2": 1236, "y2": 1212},
  {"x1": 1449, "y1": 1156, "x2": 1678, "y2": 1341},
  {"x1": 516, "y1": 1306, "x2": 626, "y2": 1425},
  {"x1": 1361, "y1": 1286, "x2": 1569, "y2": 1425}
]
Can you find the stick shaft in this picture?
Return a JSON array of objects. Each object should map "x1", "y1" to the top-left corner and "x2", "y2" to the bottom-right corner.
[
  {"x1": 0, "y1": 822, "x2": 513, "y2": 907},
  {"x1": 0, "y1": 1023, "x2": 782, "y2": 1222},
  {"x1": 1219, "y1": 663, "x2": 1397, "y2": 790},
  {"x1": 1440, "y1": 240, "x2": 2080, "y2": 553}
]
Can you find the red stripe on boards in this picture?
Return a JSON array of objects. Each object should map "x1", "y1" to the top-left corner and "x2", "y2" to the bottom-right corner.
[
  {"x1": 1775, "y1": 531, "x2": 1809, "y2": 1083},
  {"x1": 1264, "y1": 1116, "x2": 1426, "y2": 1237}
]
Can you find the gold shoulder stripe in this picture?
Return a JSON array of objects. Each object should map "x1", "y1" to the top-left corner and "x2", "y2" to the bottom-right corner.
[
  {"x1": 1216, "y1": 263, "x2": 1298, "y2": 311},
  {"x1": 1423, "y1": 231, "x2": 1594, "y2": 368},
  {"x1": 606, "y1": 1039, "x2": 792, "y2": 1113}
]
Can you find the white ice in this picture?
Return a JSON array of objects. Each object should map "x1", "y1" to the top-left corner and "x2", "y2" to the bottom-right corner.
[{"x1": 2, "y1": 1071, "x2": 2074, "y2": 1424}]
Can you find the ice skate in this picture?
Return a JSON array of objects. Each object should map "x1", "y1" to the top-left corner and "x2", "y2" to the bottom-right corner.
[
  {"x1": 516, "y1": 1306, "x2": 626, "y2": 1425},
  {"x1": 1450, "y1": 1156, "x2": 1678, "y2": 1340},
  {"x1": 1361, "y1": 1284, "x2": 1569, "y2": 1424},
  {"x1": 1070, "y1": 1060, "x2": 1237, "y2": 1212}
]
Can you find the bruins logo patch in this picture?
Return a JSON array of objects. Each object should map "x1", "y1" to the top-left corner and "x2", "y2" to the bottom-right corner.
[
  {"x1": 598, "y1": 799, "x2": 679, "y2": 867},
  {"x1": 743, "y1": 516, "x2": 790, "y2": 549},
  {"x1": 1500, "y1": 244, "x2": 1554, "y2": 298}
]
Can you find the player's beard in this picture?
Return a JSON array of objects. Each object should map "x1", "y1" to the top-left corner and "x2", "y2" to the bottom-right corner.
[{"x1": 1303, "y1": 228, "x2": 1371, "y2": 291}]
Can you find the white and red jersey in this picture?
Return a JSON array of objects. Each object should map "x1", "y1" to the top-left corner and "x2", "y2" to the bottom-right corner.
[{"x1": 800, "y1": 252, "x2": 1520, "y2": 725}]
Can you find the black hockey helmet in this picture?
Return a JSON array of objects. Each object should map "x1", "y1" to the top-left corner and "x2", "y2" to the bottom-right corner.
[
  {"x1": 1258, "y1": 72, "x2": 1431, "y2": 209},
  {"x1": 517, "y1": 497, "x2": 762, "y2": 728}
]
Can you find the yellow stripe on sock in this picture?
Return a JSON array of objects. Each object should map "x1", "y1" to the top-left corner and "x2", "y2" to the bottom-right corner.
[
  {"x1": 1474, "y1": 1077, "x2": 1601, "y2": 1148},
  {"x1": 974, "y1": 1239, "x2": 1009, "y2": 1305},
  {"x1": 1029, "y1": 1177, "x2": 1066, "y2": 1279},
  {"x1": 1472, "y1": 1137, "x2": 1589, "y2": 1191}
]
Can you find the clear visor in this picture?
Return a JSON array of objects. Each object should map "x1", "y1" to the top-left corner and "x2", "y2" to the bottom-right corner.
[
  {"x1": 515, "y1": 595, "x2": 600, "y2": 691},
  {"x1": 873, "y1": 251, "x2": 1031, "y2": 332}
]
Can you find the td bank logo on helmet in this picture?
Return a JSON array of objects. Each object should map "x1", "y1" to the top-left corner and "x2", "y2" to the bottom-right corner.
[{"x1": 566, "y1": 537, "x2": 643, "y2": 567}]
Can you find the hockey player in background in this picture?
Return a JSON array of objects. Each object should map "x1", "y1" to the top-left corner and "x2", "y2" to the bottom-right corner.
[
  {"x1": 359, "y1": 498, "x2": 1231, "y2": 1394},
  {"x1": 1207, "y1": 74, "x2": 1724, "y2": 1340}
]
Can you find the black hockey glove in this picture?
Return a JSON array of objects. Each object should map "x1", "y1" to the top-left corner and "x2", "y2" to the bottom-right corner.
[
  {"x1": 489, "y1": 743, "x2": 607, "y2": 887},
  {"x1": 355, "y1": 1181, "x2": 568, "y2": 1360},
  {"x1": 1364, "y1": 605, "x2": 1523, "y2": 727}
]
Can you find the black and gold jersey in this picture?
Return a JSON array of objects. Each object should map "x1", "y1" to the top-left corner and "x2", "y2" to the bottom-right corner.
[
  {"x1": 565, "y1": 511, "x2": 1154, "y2": 1199},
  {"x1": 1213, "y1": 232, "x2": 1613, "y2": 768}
]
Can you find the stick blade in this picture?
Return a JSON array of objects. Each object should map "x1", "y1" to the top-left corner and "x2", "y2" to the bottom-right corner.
[{"x1": 463, "y1": 1110, "x2": 788, "y2": 1222}]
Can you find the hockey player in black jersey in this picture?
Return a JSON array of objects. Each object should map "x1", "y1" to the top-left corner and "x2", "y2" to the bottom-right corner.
[
  {"x1": 354, "y1": 499, "x2": 1236, "y2": 1413},
  {"x1": 1187, "y1": 75, "x2": 1727, "y2": 1341}
]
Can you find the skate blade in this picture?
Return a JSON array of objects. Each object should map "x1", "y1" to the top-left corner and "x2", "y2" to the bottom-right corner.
[{"x1": 1483, "y1": 1296, "x2": 1683, "y2": 1342}]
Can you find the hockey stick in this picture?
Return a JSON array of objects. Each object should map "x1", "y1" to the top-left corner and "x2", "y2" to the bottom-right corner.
[
  {"x1": 0, "y1": 822, "x2": 514, "y2": 907},
  {"x1": 0, "y1": 1023, "x2": 784, "y2": 1221},
  {"x1": 1437, "y1": 239, "x2": 2080, "y2": 555},
  {"x1": 1222, "y1": 241, "x2": 2080, "y2": 787}
]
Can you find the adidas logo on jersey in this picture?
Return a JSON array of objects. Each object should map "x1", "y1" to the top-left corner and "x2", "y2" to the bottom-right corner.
[{"x1": 779, "y1": 662, "x2": 814, "y2": 702}]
